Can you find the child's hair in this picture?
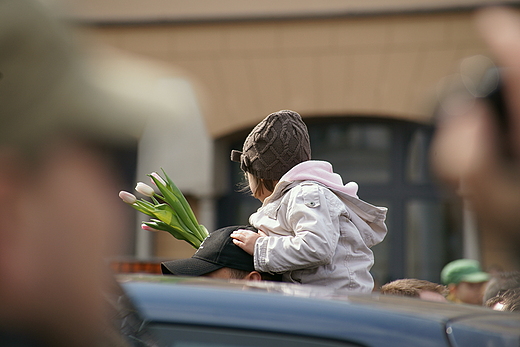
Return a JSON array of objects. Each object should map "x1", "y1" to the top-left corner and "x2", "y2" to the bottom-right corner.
[{"x1": 247, "y1": 174, "x2": 277, "y2": 199}]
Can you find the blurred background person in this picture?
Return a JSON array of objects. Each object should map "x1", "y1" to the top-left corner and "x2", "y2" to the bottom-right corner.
[
  {"x1": 0, "y1": 0, "x2": 180, "y2": 345},
  {"x1": 485, "y1": 287, "x2": 520, "y2": 312},
  {"x1": 441, "y1": 259, "x2": 490, "y2": 305},
  {"x1": 380, "y1": 278, "x2": 448, "y2": 302},
  {"x1": 483, "y1": 270, "x2": 520, "y2": 304}
]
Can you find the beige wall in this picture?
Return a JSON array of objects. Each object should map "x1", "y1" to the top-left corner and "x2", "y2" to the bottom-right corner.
[
  {"x1": 81, "y1": 11, "x2": 488, "y2": 139},
  {"x1": 79, "y1": 10, "x2": 519, "y2": 270}
]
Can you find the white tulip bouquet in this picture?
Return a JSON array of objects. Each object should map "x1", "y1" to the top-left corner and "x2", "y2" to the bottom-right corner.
[{"x1": 119, "y1": 170, "x2": 208, "y2": 248}]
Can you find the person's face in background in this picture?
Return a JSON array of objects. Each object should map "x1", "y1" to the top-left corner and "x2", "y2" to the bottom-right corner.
[
  {"x1": 0, "y1": 137, "x2": 127, "y2": 346},
  {"x1": 451, "y1": 281, "x2": 488, "y2": 305}
]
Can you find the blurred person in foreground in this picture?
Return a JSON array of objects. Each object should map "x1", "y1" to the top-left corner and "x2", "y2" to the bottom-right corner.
[
  {"x1": 380, "y1": 278, "x2": 449, "y2": 302},
  {"x1": 0, "y1": 0, "x2": 178, "y2": 345},
  {"x1": 431, "y1": 7, "x2": 520, "y2": 266},
  {"x1": 441, "y1": 259, "x2": 490, "y2": 305}
]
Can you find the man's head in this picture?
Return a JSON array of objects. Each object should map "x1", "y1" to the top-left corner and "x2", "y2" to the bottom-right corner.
[
  {"x1": 0, "y1": 1, "x2": 175, "y2": 345},
  {"x1": 441, "y1": 259, "x2": 490, "y2": 305},
  {"x1": 380, "y1": 279, "x2": 449, "y2": 302},
  {"x1": 483, "y1": 271, "x2": 520, "y2": 303},
  {"x1": 485, "y1": 287, "x2": 520, "y2": 312},
  {"x1": 162, "y1": 226, "x2": 279, "y2": 281}
]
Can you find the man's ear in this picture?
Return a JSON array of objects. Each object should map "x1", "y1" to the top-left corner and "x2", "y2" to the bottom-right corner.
[
  {"x1": 448, "y1": 283, "x2": 458, "y2": 294},
  {"x1": 244, "y1": 271, "x2": 262, "y2": 281}
]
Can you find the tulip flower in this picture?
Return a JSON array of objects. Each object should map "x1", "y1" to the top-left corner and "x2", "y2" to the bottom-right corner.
[
  {"x1": 141, "y1": 223, "x2": 160, "y2": 232},
  {"x1": 135, "y1": 182, "x2": 155, "y2": 197},
  {"x1": 150, "y1": 172, "x2": 166, "y2": 186},
  {"x1": 119, "y1": 169, "x2": 208, "y2": 248},
  {"x1": 119, "y1": 191, "x2": 137, "y2": 204}
]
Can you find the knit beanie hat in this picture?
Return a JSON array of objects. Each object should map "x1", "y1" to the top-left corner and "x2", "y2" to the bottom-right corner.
[{"x1": 231, "y1": 110, "x2": 311, "y2": 181}]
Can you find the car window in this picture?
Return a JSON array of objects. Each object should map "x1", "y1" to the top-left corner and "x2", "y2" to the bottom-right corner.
[{"x1": 149, "y1": 325, "x2": 365, "y2": 347}]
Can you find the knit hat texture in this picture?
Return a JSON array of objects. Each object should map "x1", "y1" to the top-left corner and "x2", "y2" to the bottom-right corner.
[{"x1": 231, "y1": 110, "x2": 311, "y2": 181}]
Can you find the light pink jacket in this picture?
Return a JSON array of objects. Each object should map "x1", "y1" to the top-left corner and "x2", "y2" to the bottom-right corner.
[{"x1": 251, "y1": 160, "x2": 388, "y2": 292}]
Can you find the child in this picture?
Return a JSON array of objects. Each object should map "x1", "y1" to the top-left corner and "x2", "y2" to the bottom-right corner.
[{"x1": 230, "y1": 110, "x2": 388, "y2": 292}]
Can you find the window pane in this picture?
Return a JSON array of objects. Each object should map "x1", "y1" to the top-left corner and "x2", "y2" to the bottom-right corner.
[
  {"x1": 309, "y1": 123, "x2": 392, "y2": 184},
  {"x1": 369, "y1": 200, "x2": 391, "y2": 287},
  {"x1": 405, "y1": 200, "x2": 447, "y2": 282},
  {"x1": 406, "y1": 129, "x2": 432, "y2": 184},
  {"x1": 217, "y1": 152, "x2": 261, "y2": 227},
  {"x1": 220, "y1": 118, "x2": 462, "y2": 282}
]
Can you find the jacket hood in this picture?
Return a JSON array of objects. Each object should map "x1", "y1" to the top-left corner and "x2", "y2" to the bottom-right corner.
[
  {"x1": 279, "y1": 160, "x2": 387, "y2": 247},
  {"x1": 280, "y1": 160, "x2": 359, "y2": 198}
]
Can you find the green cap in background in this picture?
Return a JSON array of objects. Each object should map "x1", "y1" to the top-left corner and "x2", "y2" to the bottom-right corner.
[{"x1": 441, "y1": 259, "x2": 490, "y2": 285}]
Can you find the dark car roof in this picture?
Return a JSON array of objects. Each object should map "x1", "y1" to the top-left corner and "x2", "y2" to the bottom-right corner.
[{"x1": 118, "y1": 274, "x2": 520, "y2": 347}]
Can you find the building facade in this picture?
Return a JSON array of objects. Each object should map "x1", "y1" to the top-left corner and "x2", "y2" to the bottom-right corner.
[{"x1": 64, "y1": 0, "x2": 520, "y2": 282}]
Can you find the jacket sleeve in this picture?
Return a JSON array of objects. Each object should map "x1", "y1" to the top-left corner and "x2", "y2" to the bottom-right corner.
[{"x1": 254, "y1": 183, "x2": 341, "y2": 273}]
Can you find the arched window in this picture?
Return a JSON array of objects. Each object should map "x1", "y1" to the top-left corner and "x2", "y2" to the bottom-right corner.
[{"x1": 217, "y1": 117, "x2": 462, "y2": 284}]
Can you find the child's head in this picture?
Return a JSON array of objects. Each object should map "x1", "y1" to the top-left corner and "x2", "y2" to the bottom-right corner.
[{"x1": 231, "y1": 110, "x2": 311, "y2": 198}]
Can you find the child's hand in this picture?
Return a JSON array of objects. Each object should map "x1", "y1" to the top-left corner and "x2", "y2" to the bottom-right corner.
[{"x1": 230, "y1": 229, "x2": 264, "y2": 255}]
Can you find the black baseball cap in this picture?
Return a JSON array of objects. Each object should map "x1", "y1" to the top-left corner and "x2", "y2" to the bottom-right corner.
[{"x1": 161, "y1": 225, "x2": 257, "y2": 276}]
